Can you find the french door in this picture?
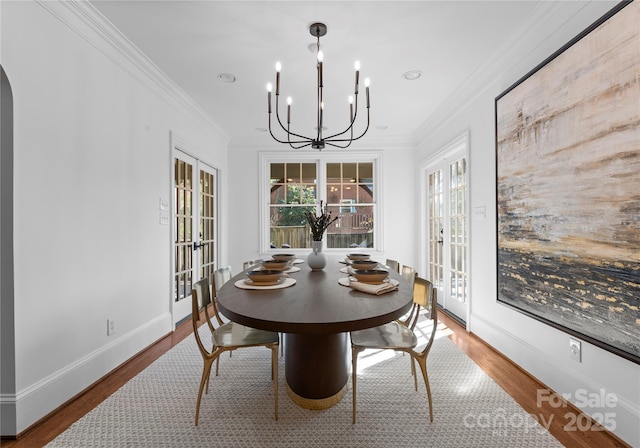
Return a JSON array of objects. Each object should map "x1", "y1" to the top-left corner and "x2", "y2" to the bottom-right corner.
[
  {"x1": 172, "y1": 150, "x2": 217, "y2": 325},
  {"x1": 423, "y1": 136, "x2": 469, "y2": 323}
]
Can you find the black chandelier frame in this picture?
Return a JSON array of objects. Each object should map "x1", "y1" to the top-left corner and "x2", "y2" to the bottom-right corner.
[{"x1": 266, "y1": 22, "x2": 370, "y2": 150}]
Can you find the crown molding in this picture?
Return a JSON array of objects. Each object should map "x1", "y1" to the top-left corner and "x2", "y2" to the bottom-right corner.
[
  {"x1": 35, "y1": 0, "x2": 229, "y2": 142},
  {"x1": 413, "y1": 1, "x2": 598, "y2": 145}
]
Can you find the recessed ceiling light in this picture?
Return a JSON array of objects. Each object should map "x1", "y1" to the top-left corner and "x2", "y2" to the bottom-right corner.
[
  {"x1": 402, "y1": 70, "x2": 422, "y2": 81},
  {"x1": 217, "y1": 73, "x2": 236, "y2": 83},
  {"x1": 375, "y1": 125, "x2": 388, "y2": 130},
  {"x1": 255, "y1": 127, "x2": 267, "y2": 133}
]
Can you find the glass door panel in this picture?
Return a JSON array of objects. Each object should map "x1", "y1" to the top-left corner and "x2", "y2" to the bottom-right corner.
[
  {"x1": 199, "y1": 166, "x2": 216, "y2": 283},
  {"x1": 174, "y1": 157, "x2": 193, "y2": 305},
  {"x1": 426, "y1": 155, "x2": 468, "y2": 322},
  {"x1": 450, "y1": 159, "x2": 468, "y2": 305},
  {"x1": 428, "y1": 170, "x2": 444, "y2": 293},
  {"x1": 172, "y1": 150, "x2": 218, "y2": 326}
]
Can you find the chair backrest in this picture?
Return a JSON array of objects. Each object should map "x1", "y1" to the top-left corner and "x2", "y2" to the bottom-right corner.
[
  {"x1": 192, "y1": 278, "x2": 214, "y2": 357},
  {"x1": 243, "y1": 260, "x2": 260, "y2": 270},
  {"x1": 386, "y1": 259, "x2": 400, "y2": 273},
  {"x1": 202, "y1": 274, "x2": 226, "y2": 327},
  {"x1": 406, "y1": 276, "x2": 436, "y2": 329},
  {"x1": 401, "y1": 265, "x2": 416, "y2": 285},
  {"x1": 214, "y1": 266, "x2": 233, "y2": 292},
  {"x1": 413, "y1": 276, "x2": 438, "y2": 355}
]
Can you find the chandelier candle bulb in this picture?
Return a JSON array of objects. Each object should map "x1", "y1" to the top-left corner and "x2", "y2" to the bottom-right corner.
[
  {"x1": 318, "y1": 51, "x2": 324, "y2": 87},
  {"x1": 349, "y1": 96, "x2": 354, "y2": 121},
  {"x1": 267, "y1": 83, "x2": 272, "y2": 113},
  {"x1": 275, "y1": 62, "x2": 281, "y2": 95},
  {"x1": 287, "y1": 97, "x2": 292, "y2": 123},
  {"x1": 354, "y1": 61, "x2": 360, "y2": 94},
  {"x1": 365, "y1": 78, "x2": 370, "y2": 108}
]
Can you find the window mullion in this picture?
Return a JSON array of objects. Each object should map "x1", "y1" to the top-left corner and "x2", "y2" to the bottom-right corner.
[{"x1": 316, "y1": 159, "x2": 326, "y2": 207}]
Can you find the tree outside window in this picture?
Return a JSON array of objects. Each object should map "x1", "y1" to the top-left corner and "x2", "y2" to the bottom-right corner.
[{"x1": 269, "y1": 163, "x2": 316, "y2": 248}]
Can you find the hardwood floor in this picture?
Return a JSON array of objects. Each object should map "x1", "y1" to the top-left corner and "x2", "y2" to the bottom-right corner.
[
  {"x1": 2, "y1": 310, "x2": 629, "y2": 447},
  {"x1": 437, "y1": 311, "x2": 629, "y2": 448}
]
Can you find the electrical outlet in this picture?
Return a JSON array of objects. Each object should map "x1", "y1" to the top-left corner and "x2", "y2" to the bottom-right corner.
[
  {"x1": 107, "y1": 319, "x2": 116, "y2": 336},
  {"x1": 569, "y1": 338, "x2": 581, "y2": 362}
]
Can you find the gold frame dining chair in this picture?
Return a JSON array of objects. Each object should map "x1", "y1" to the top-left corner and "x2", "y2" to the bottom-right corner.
[
  {"x1": 213, "y1": 265, "x2": 232, "y2": 292},
  {"x1": 260, "y1": 255, "x2": 288, "y2": 357},
  {"x1": 385, "y1": 258, "x2": 400, "y2": 273},
  {"x1": 242, "y1": 259, "x2": 287, "y2": 357},
  {"x1": 398, "y1": 265, "x2": 418, "y2": 327},
  {"x1": 243, "y1": 259, "x2": 261, "y2": 270},
  {"x1": 400, "y1": 265, "x2": 416, "y2": 284},
  {"x1": 213, "y1": 266, "x2": 237, "y2": 358},
  {"x1": 191, "y1": 277, "x2": 279, "y2": 425},
  {"x1": 350, "y1": 276, "x2": 438, "y2": 424}
]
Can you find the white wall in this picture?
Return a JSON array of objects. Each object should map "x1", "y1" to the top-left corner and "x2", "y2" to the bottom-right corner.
[
  {"x1": 227, "y1": 142, "x2": 417, "y2": 274},
  {"x1": 416, "y1": 2, "x2": 639, "y2": 446},
  {"x1": 3, "y1": 1, "x2": 636, "y2": 446},
  {"x1": 1, "y1": 1, "x2": 228, "y2": 435}
]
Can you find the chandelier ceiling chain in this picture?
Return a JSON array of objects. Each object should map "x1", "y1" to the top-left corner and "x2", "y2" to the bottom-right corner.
[{"x1": 266, "y1": 22, "x2": 370, "y2": 150}]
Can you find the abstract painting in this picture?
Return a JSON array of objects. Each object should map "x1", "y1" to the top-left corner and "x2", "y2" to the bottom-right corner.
[{"x1": 495, "y1": 1, "x2": 639, "y2": 363}]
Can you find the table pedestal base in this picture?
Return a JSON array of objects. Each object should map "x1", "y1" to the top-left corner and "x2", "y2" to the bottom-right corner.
[
  {"x1": 284, "y1": 332, "x2": 349, "y2": 409},
  {"x1": 286, "y1": 383, "x2": 347, "y2": 410}
]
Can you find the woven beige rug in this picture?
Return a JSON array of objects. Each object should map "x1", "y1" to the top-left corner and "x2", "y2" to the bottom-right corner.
[{"x1": 46, "y1": 322, "x2": 562, "y2": 447}]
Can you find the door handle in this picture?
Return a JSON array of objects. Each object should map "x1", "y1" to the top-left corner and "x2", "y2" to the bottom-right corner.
[{"x1": 193, "y1": 241, "x2": 204, "y2": 250}]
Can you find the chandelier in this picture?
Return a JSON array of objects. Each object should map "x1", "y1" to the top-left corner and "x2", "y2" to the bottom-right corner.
[{"x1": 266, "y1": 22, "x2": 370, "y2": 150}]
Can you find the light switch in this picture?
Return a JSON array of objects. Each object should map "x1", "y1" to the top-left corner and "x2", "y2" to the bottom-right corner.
[{"x1": 473, "y1": 206, "x2": 486, "y2": 220}]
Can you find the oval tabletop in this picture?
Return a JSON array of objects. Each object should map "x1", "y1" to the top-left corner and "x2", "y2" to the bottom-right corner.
[{"x1": 216, "y1": 257, "x2": 413, "y2": 334}]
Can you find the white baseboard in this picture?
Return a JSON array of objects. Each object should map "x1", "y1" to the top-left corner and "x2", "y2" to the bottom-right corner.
[
  {"x1": 3, "y1": 313, "x2": 172, "y2": 436},
  {"x1": 471, "y1": 313, "x2": 640, "y2": 447}
]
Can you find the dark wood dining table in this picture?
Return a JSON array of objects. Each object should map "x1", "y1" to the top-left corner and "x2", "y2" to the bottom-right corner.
[{"x1": 216, "y1": 257, "x2": 413, "y2": 409}]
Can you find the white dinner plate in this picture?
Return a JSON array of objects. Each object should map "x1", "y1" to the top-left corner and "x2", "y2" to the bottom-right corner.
[{"x1": 234, "y1": 277, "x2": 297, "y2": 290}]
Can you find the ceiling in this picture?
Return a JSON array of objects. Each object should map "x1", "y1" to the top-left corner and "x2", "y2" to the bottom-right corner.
[{"x1": 90, "y1": 1, "x2": 543, "y2": 148}]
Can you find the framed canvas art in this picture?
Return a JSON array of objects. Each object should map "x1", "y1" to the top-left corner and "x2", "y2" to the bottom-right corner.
[{"x1": 495, "y1": 1, "x2": 639, "y2": 363}]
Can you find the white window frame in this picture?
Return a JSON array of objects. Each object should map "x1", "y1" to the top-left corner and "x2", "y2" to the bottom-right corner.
[{"x1": 259, "y1": 151, "x2": 383, "y2": 253}]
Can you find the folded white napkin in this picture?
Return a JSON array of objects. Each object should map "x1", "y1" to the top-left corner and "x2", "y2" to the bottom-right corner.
[{"x1": 348, "y1": 280, "x2": 397, "y2": 295}]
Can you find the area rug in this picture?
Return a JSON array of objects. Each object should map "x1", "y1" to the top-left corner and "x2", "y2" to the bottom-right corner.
[{"x1": 46, "y1": 322, "x2": 562, "y2": 447}]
